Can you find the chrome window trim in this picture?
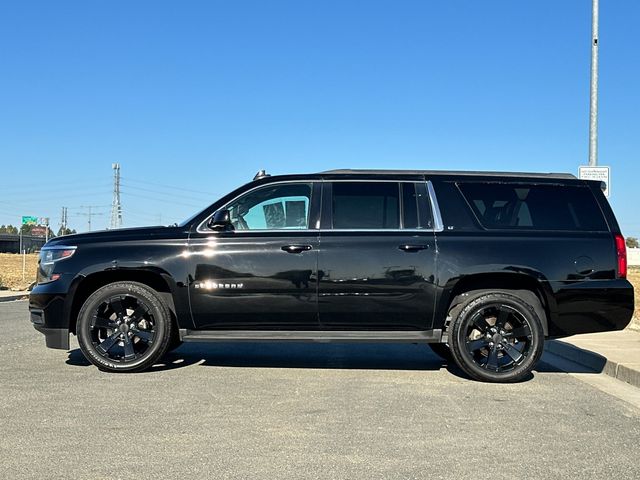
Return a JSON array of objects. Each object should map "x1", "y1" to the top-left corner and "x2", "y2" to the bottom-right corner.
[
  {"x1": 317, "y1": 229, "x2": 432, "y2": 233},
  {"x1": 197, "y1": 178, "x2": 444, "y2": 234},
  {"x1": 426, "y1": 180, "x2": 444, "y2": 232}
]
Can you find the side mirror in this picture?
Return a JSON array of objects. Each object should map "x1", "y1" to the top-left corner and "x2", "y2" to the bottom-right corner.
[{"x1": 208, "y1": 209, "x2": 233, "y2": 231}]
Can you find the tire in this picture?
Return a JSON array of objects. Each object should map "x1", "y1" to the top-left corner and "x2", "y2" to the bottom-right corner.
[
  {"x1": 427, "y1": 343, "x2": 454, "y2": 362},
  {"x1": 448, "y1": 292, "x2": 544, "y2": 383},
  {"x1": 76, "y1": 281, "x2": 173, "y2": 372}
]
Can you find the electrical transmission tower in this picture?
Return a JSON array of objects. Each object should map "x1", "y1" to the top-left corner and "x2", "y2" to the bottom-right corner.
[{"x1": 110, "y1": 163, "x2": 123, "y2": 229}]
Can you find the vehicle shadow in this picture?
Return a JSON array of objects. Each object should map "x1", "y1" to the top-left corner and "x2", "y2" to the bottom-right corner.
[
  {"x1": 66, "y1": 340, "x2": 604, "y2": 380},
  {"x1": 67, "y1": 342, "x2": 469, "y2": 377},
  {"x1": 537, "y1": 340, "x2": 607, "y2": 374}
]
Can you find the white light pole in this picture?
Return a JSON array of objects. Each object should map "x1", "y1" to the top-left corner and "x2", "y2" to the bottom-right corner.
[{"x1": 588, "y1": 0, "x2": 599, "y2": 166}]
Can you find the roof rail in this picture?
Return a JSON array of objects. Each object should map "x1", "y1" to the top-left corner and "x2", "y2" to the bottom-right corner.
[{"x1": 320, "y1": 169, "x2": 577, "y2": 180}]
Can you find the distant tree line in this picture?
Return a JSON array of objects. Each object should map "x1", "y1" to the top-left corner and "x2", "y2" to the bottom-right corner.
[
  {"x1": 0, "y1": 224, "x2": 76, "y2": 237},
  {"x1": 628, "y1": 237, "x2": 639, "y2": 249}
]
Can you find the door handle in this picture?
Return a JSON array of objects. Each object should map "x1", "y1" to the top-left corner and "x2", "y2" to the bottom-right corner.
[
  {"x1": 398, "y1": 244, "x2": 429, "y2": 252},
  {"x1": 281, "y1": 244, "x2": 313, "y2": 254}
]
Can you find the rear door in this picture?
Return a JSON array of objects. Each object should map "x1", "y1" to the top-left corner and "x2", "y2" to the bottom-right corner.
[{"x1": 317, "y1": 180, "x2": 438, "y2": 330}]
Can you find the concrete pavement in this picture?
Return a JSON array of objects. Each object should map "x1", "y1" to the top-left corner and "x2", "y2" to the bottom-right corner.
[
  {"x1": 547, "y1": 329, "x2": 640, "y2": 388},
  {"x1": 1, "y1": 300, "x2": 639, "y2": 480},
  {"x1": 0, "y1": 290, "x2": 29, "y2": 302}
]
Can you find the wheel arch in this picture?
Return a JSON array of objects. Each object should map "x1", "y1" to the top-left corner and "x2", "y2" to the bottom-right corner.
[
  {"x1": 437, "y1": 272, "x2": 553, "y2": 336},
  {"x1": 66, "y1": 269, "x2": 177, "y2": 335}
]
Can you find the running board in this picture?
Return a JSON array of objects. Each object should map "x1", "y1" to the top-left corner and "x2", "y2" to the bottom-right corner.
[{"x1": 179, "y1": 329, "x2": 443, "y2": 343}]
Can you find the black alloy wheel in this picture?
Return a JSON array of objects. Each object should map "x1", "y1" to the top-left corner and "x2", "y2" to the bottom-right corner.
[
  {"x1": 462, "y1": 304, "x2": 531, "y2": 373},
  {"x1": 77, "y1": 282, "x2": 172, "y2": 372},
  {"x1": 449, "y1": 292, "x2": 544, "y2": 383},
  {"x1": 90, "y1": 294, "x2": 156, "y2": 362}
]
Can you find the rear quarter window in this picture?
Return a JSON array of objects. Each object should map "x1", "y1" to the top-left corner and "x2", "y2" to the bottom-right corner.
[{"x1": 457, "y1": 182, "x2": 608, "y2": 232}]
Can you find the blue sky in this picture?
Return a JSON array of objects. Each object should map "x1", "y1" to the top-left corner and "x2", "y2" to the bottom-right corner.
[{"x1": 0, "y1": 0, "x2": 638, "y2": 236}]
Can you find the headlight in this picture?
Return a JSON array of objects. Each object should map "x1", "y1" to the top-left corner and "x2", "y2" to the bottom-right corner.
[{"x1": 38, "y1": 246, "x2": 76, "y2": 283}]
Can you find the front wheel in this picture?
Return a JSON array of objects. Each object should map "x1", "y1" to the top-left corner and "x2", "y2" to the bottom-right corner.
[
  {"x1": 76, "y1": 281, "x2": 173, "y2": 372},
  {"x1": 449, "y1": 292, "x2": 544, "y2": 383}
]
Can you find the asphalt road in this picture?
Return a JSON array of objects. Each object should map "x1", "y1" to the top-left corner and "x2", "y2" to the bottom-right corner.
[{"x1": 1, "y1": 300, "x2": 639, "y2": 480}]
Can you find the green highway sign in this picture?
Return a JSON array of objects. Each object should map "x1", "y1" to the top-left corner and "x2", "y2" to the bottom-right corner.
[{"x1": 22, "y1": 216, "x2": 38, "y2": 225}]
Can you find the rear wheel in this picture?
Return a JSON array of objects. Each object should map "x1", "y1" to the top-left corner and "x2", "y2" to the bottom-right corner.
[
  {"x1": 76, "y1": 281, "x2": 172, "y2": 372},
  {"x1": 449, "y1": 292, "x2": 544, "y2": 383}
]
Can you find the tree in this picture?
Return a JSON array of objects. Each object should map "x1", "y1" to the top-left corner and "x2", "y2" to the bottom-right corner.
[
  {"x1": 627, "y1": 237, "x2": 639, "y2": 249},
  {"x1": 0, "y1": 224, "x2": 19, "y2": 234},
  {"x1": 57, "y1": 227, "x2": 77, "y2": 236}
]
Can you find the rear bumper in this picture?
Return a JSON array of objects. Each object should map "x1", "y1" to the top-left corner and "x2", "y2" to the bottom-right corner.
[
  {"x1": 29, "y1": 284, "x2": 71, "y2": 350},
  {"x1": 548, "y1": 279, "x2": 635, "y2": 338}
]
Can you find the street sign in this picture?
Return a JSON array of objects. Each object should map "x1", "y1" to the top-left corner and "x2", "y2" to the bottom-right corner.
[
  {"x1": 579, "y1": 165, "x2": 610, "y2": 198},
  {"x1": 21, "y1": 216, "x2": 38, "y2": 225},
  {"x1": 30, "y1": 226, "x2": 47, "y2": 237}
]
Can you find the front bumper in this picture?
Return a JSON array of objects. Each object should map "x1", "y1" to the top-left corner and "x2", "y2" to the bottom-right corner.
[
  {"x1": 29, "y1": 280, "x2": 72, "y2": 350},
  {"x1": 32, "y1": 324, "x2": 69, "y2": 350}
]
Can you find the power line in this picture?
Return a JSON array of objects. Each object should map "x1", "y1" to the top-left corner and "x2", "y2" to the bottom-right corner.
[
  {"x1": 120, "y1": 182, "x2": 213, "y2": 203},
  {"x1": 119, "y1": 189, "x2": 206, "y2": 209},
  {"x1": 120, "y1": 176, "x2": 215, "y2": 197}
]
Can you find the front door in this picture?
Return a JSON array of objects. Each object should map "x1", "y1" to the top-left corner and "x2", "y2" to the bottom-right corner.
[
  {"x1": 188, "y1": 182, "x2": 320, "y2": 329},
  {"x1": 317, "y1": 181, "x2": 437, "y2": 330}
]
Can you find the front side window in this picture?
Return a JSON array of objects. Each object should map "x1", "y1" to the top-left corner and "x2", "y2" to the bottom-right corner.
[
  {"x1": 332, "y1": 182, "x2": 400, "y2": 229},
  {"x1": 226, "y1": 183, "x2": 312, "y2": 230}
]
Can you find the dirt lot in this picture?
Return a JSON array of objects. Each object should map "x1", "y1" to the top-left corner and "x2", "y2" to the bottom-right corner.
[{"x1": 0, "y1": 253, "x2": 38, "y2": 290}]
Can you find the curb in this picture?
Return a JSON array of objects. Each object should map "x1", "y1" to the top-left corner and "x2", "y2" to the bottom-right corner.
[
  {"x1": 545, "y1": 339, "x2": 640, "y2": 389},
  {"x1": 0, "y1": 293, "x2": 29, "y2": 303}
]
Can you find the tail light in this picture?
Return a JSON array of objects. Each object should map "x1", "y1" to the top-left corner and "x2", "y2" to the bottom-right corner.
[{"x1": 614, "y1": 234, "x2": 627, "y2": 279}]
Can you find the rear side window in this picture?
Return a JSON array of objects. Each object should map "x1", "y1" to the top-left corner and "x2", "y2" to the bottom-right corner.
[
  {"x1": 401, "y1": 183, "x2": 419, "y2": 229},
  {"x1": 332, "y1": 182, "x2": 399, "y2": 229},
  {"x1": 458, "y1": 183, "x2": 607, "y2": 231}
]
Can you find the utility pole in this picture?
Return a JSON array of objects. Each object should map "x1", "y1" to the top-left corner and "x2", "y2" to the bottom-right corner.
[
  {"x1": 588, "y1": 0, "x2": 599, "y2": 166},
  {"x1": 77, "y1": 206, "x2": 104, "y2": 232},
  {"x1": 59, "y1": 207, "x2": 68, "y2": 235},
  {"x1": 110, "y1": 163, "x2": 123, "y2": 229}
]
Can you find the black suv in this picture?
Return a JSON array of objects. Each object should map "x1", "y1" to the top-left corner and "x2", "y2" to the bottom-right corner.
[{"x1": 29, "y1": 170, "x2": 634, "y2": 382}]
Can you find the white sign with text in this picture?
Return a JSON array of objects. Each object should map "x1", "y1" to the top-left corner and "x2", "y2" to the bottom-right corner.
[{"x1": 579, "y1": 165, "x2": 610, "y2": 198}]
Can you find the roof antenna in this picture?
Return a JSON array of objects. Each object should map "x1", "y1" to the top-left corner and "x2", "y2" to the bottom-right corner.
[{"x1": 253, "y1": 169, "x2": 270, "y2": 181}]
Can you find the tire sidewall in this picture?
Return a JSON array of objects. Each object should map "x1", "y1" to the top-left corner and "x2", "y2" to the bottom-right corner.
[
  {"x1": 450, "y1": 293, "x2": 544, "y2": 383},
  {"x1": 77, "y1": 282, "x2": 172, "y2": 372}
]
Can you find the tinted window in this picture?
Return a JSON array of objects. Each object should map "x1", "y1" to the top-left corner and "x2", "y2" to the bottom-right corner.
[
  {"x1": 458, "y1": 183, "x2": 607, "y2": 231},
  {"x1": 332, "y1": 182, "x2": 399, "y2": 229},
  {"x1": 431, "y1": 181, "x2": 477, "y2": 231},
  {"x1": 226, "y1": 183, "x2": 312, "y2": 230},
  {"x1": 402, "y1": 183, "x2": 419, "y2": 229}
]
